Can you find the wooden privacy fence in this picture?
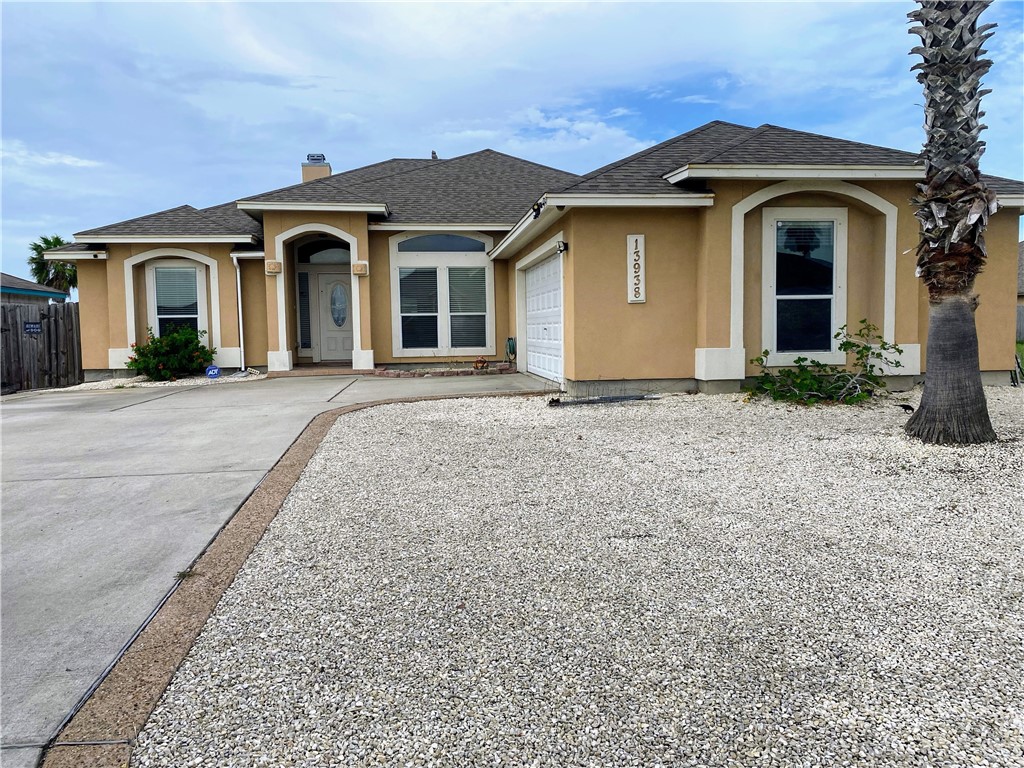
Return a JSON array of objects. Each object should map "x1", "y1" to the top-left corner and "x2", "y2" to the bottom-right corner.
[{"x1": 1, "y1": 302, "x2": 83, "y2": 393}]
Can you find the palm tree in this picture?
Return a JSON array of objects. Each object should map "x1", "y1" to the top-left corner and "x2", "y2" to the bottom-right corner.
[
  {"x1": 28, "y1": 235, "x2": 77, "y2": 300},
  {"x1": 905, "y1": 0, "x2": 998, "y2": 444}
]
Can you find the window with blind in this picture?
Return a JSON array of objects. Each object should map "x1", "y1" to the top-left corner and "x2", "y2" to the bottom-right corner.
[
  {"x1": 448, "y1": 267, "x2": 486, "y2": 347},
  {"x1": 389, "y1": 232, "x2": 494, "y2": 356},
  {"x1": 154, "y1": 266, "x2": 199, "y2": 336},
  {"x1": 762, "y1": 208, "x2": 848, "y2": 365},
  {"x1": 399, "y1": 267, "x2": 439, "y2": 348}
]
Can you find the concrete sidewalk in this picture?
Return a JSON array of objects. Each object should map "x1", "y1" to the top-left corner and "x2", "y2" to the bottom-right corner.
[{"x1": 0, "y1": 374, "x2": 550, "y2": 768}]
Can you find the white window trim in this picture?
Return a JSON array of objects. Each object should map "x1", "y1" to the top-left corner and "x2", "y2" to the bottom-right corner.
[
  {"x1": 144, "y1": 259, "x2": 209, "y2": 339},
  {"x1": 389, "y1": 231, "x2": 495, "y2": 357},
  {"x1": 761, "y1": 207, "x2": 848, "y2": 366}
]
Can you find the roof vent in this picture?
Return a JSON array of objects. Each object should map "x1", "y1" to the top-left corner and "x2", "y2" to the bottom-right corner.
[
  {"x1": 431, "y1": 150, "x2": 438, "y2": 160},
  {"x1": 306, "y1": 153, "x2": 327, "y2": 164}
]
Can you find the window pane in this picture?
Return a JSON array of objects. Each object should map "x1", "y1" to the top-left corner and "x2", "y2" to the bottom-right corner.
[
  {"x1": 397, "y1": 234, "x2": 485, "y2": 252},
  {"x1": 776, "y1": 222, "x2": 834, "y2": 296},
  {"x1": 777, "y1": 299, "x2": 833, "y2": 352},
  {"x1": 402, "y1": 315, "x2": 438, "y2": 348},
  {"x1": 451, "y1": 315, "x2": 485, "y2": 348},
  {"x1": 158, "y1": 317, "x2": 198, "y2": 337},
  {"x1": 399, "y1": 268, "x2": 438, "y2": 313},
  {"x1": 330, "y1": 284, "x2": 348, "y2": 327},
  {"x1": 448, "y1": 267, "x2": 486, "y2": 313},
  {"x1": 297, "y1": 240, "x2": 350, "y2": 264},
  {"x1": 298, "y1": 272, "x2": 311, "y2": 348},
  {"x1": 155, "y1": 268, "x2": 198, "y2": 316}
]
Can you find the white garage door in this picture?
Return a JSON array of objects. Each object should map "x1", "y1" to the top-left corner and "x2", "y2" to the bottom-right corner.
[{"x1": 525, "y1": 255, "x2": 563, "y2": 383}]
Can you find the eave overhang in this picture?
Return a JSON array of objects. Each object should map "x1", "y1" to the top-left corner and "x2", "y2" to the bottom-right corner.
[
  {"x1": 44, "y1": 250, "x2": 107, "y2": 260},
  {"x1": 72, "y1": 235, "x2": 258, "y2": 245},
  {"x1": 489, "y1": 193, "x2": 714, "y2": 261},
  {"x1": 662, "y1": 164, "x2": 925, "y2": 183},
  {"x1": 236, "y1": 201, "x2": 391, "y2": 215},
  {"x1": 368, "y1": 223, "x2": 512, "y2": 232}
]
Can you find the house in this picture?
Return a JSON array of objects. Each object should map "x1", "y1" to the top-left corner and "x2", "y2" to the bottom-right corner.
[
  {"x1": 1, "y1": 273, "x2": 69, "y2": 307},
  {"x1": 46, "y1": 121, "x2": 1024, "y2": 393}
]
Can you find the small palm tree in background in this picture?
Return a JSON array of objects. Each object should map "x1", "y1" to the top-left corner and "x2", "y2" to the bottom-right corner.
[
  {"x1": 905, "y1": 0, "x2": 999, "y2": 444},
  {"x1": 28, "y1": 234, "x2": 76, "y2": 300}
]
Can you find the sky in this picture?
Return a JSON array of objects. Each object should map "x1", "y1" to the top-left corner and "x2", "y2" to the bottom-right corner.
[{"x1": 2, "y1": 0, "x2": 1022, "y2": 283}]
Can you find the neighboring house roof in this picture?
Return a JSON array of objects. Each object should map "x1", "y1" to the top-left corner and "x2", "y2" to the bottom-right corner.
[
  {"x1": 0, "y1": 272, "x2": 68, "y2": 299},
  {"x1": 75, "y1": 204, "x2": 261, "y2": 240},
  {"x1": 239, "y1": 149, "x2": 582, "y2": 225}
]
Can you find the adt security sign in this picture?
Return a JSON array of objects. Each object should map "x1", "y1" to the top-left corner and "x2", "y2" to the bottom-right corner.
[{"x1": 206, "y1": 365, "x2": 221, "y2": 379}]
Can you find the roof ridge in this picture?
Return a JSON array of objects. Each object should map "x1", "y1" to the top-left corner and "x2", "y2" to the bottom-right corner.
[
  {"x1": 74, "y1": 204, "x2": 196, "y2": 237},
  {"x1": 690, "y1": 124, "x2": 773, "y2": 164},
  {"x1": 441, "y1": 149, "x2": 581, "y2": 179},
  {"x1": 559, "y1": 121, "x2": 753, "y2": 192},
  {"x1": 748, "y1": 124, "x2": 922, "y2": 162}
]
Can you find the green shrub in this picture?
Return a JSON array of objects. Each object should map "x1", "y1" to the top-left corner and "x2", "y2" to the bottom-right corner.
[
  {"x1": 126, "y1": 326, "x2": 216, "y2": 381},
  {"x1": 747, "y1": 320, "x2": 903, "y2": 405}
]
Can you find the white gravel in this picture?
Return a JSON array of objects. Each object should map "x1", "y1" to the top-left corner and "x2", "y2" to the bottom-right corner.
[{"x1": 134, "y1": 388, "x2": 1024, "y2": 767}]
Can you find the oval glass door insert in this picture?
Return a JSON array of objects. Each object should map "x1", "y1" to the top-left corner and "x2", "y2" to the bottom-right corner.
[{"x1": 330, "y1": 284, "x2": 348, "y2": 327}]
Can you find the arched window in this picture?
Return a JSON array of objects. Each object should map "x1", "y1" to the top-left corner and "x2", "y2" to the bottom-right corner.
[
  {"x1": 297, "y1": 238, "x2": 351, "y2": 264},
  {"x1": 396, "y1": 234, "x2": 486, "y2": 252}
]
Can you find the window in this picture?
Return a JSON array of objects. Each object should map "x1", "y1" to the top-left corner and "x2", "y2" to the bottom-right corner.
[
  {"x1": 146, "y1": 261, "x2": 208, "y2": 338},
  {"x1": 389, "y1": 232, "x2": 494, "y2": 356},
  {"x1": 762, "y1": 208, "x2": 847, "y2": 365}
]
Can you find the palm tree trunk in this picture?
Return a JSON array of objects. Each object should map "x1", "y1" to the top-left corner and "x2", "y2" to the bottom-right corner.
[
  {"x1": 905, "y1": 0, "x2": 999, "y2": 445},
  {"x1": 906, "y1": 293, "x2": 995, "y2": 443}
]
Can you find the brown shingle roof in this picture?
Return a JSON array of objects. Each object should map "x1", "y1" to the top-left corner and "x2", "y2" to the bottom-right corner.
[
  {"x1": 75, "y1": 205, "x2": 259, "y2": 239},
  {"x1": 241, "y1": 150, "x2": 581, "y2": 225},
  {"x1": 558, "y1": 121, "x2": 753, "y2": 195}
]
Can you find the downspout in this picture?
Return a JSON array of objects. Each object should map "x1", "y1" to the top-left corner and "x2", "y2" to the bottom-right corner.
[{"x1": 232, "y1": 256, "x2": 246, "y2": 371}]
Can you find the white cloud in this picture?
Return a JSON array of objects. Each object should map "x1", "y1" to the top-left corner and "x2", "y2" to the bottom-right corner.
[
  {"x1": 1, "y1": 139, "x2": 101, "y2": 168},
  {"x1": 674, "y1": 95, "x2": 718, "y2": 105}
]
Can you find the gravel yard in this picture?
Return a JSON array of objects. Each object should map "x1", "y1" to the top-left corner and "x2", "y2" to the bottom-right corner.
[{"x1": 135, "y1": 388, "x2": 1024, "y2": 768}]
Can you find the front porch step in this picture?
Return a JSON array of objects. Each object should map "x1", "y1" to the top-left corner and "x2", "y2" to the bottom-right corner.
[{"x1": 267, "y1": 367, "x2": 374, "y2": 378}]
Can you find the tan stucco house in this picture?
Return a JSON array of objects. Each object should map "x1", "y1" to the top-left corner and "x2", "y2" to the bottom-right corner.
[{"x1": 47, "y1": 121, "x2": 1024, "y2": 393}]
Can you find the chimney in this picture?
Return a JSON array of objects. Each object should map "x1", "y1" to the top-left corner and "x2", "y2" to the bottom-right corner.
[{"x1": 302, "y1": 153, "x2": 331, "y2": 182}]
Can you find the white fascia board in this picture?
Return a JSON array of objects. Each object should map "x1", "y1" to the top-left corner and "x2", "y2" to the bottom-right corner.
[
  {"x1": 663, "y1": 164, "x2": 924, "y2": 183},
  {"x1": 44, "y1": 251, "x2": 107, "y2": 260},
  {"x1": 236, "y1": 201, "x2": 390, "y2": 214},
  {"x1": 369, "y1": 223, "x2": 512, "y2": 232},
  {"x1": 544, "y1": 193, "x2": 715, "y2": 207},
  {"x1": 73, "y1": 235, "x2": 258, "y2": 244},
  {"x1": 230, "y1": 250, "x2": 265, "y2": 258},
  {"x1": 489, "y1": 197, "x2": 566, "y2": 261},
  {"x1": 997, "y1": 195, "x2": 1024, "y2": 207}
]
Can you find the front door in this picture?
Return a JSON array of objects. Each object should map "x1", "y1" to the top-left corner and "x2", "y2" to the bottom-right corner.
[{"x1": 318, "y1": 273, "x2": 353, "y2": 362}]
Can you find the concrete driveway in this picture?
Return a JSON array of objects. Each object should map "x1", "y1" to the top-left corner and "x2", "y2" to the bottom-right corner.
[{"x1": 0, "y1": 374, "x2": 549, "y2": 768}]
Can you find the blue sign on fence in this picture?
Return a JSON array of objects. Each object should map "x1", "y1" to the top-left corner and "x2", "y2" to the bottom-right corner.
[
  {"x1": 23, "y1": 322, "x2": 41, "y2": 335},
  {"x1": 206, "y1": 365, "x2": 221, "y2": 379}
]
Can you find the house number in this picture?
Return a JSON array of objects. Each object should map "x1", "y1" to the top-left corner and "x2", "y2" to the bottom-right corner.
[{"x1": 627, "y1": 234, "x2": 646, "y2": 303}]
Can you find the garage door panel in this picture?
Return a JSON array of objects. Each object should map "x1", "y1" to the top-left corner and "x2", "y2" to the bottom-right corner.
[{"x1": 525, "y1": 256, "x2": 563, "y2": 383}]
